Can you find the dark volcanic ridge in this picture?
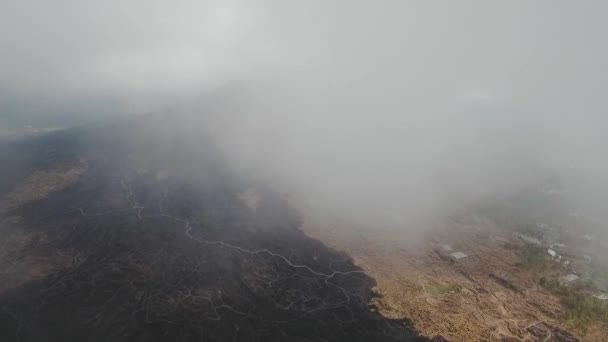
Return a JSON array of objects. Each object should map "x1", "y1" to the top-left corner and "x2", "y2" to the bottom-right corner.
[{"x1": 0, "y1": 118, "x2": 443, "y2": 342}]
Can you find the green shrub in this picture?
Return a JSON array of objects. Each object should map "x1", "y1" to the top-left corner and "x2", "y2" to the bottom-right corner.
[
  {"x1": 517, "y1": 242, "x2": 546, "y2": 268},
  {"x1": 427, "y1": 282, "x2": 461, "y2": 296},
  {"x1": 540, "y1": 277, "x2": 608, "y2": 332}
]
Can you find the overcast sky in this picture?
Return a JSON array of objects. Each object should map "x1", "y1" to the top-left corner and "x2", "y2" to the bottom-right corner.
[{"x1": 2, "y1": 1, "x2": 608, "y2": 229}]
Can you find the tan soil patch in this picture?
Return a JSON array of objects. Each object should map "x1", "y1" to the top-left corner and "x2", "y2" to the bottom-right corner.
[
  {"x1": 299, "y1": 212, "x2": 604, "y2": 341},
  {"x1": 0, "y1": 159, "x2": 87, "y2": 214}
]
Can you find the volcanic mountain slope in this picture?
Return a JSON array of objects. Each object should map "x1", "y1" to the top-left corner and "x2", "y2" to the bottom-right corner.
[{"x1": 0, "y1": 117, "x2": 442, "y2": 342}]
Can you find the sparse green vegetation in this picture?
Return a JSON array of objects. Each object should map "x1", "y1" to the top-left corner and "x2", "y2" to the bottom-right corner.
[
  {"x1": 540, "y1": 277, "x2": 608, "y2": 332},
  {"x1": 517, "y1": 242, "x2": 546, "y2": 269},
  {"x1": 427, "y1": 282, "x2": 461, "y2": 296}
]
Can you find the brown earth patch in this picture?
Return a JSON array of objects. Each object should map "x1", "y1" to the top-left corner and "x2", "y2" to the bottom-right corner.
[
  {"x1": 299, "y1": 213, "x2": 604, "y2": 341},
  {"x1": 0, "y1": 159, "x2": 87, "y2": 214}
]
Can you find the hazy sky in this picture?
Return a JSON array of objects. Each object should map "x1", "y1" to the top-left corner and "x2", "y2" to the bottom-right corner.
[
  {"x1": 1, "y1": 1, "x2": 606, "y2": 105},
  {"x1": 2, "y1": 1, "x2": 608, "y2": 229}
]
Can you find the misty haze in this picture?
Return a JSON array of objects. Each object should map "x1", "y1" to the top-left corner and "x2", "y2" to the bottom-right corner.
[{"x1": 1, "y1": 1, "x2": 608, "y2": 341}]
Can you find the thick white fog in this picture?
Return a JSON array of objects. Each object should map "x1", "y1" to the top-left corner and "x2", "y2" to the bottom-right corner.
[{"x1": 2, "y1": 1, "x2": 608, "y2": 231}]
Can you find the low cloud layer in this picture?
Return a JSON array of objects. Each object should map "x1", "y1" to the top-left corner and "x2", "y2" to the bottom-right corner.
[{"x1": 2, "y1": 1, "x2": 608, "y2": 230}]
